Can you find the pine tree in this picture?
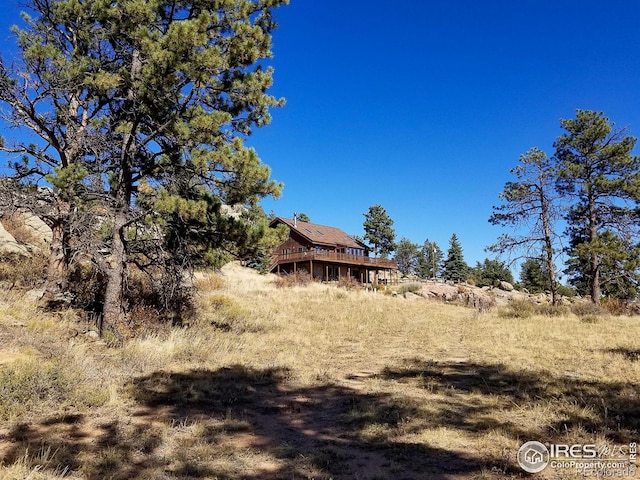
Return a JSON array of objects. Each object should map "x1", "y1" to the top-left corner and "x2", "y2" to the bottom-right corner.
[
  {"x1": 488, "y1": 147, "x2": 561, "y2": 304},
  {"x1": 555, "y1": 110, "x2": 640, "y2": 304},
  {"x1": 417, "y1": 239, "x2": 443, "y2": 279},
  {"x1": 363, "y1": 204, "x2": 396, "y2": 258},
  {"x1": 0, "y1": 0, "x2": 288, "y2": 331},
  {"x1": 394, "y1": 238, "x2": 419, "y2": 276},
  {"x1": 443, "y1": 233, "x2": 468, "y2": 283}
]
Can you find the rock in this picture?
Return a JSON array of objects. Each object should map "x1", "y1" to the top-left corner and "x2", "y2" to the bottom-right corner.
[
  {"x1": 23, "y1": 288, "x2": 46, "y2": 303},
  {"x1": 16, "y1": 209, "x2": 52, "y2": 245},
  {"x1": 404, "y1": 292, "x2": 422, "y2": 300},
  {"x1": 498, "y1": 281, "x2": 514, "y2": 292},
  {"x1": 84, "y1": 330, "x2": 100, "y2": 339},
  {"x1": 0, "y1": 221, "x2": 28, "y2": 256}
]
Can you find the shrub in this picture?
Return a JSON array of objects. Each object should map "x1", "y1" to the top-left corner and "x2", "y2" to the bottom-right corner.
[
  {"x1": 498, "y1": 299, "x2": 535, "y2": 319},
  {"x1": 571, "y1": 301, "x2": 606, "y2": 318},
  {"x1": 273, "y1": 271, "x2": 312, "y2": 288},
  {"x1": 556, "y1": 284, "x2": 576, "y2": 298},
  {"x1": 397, "y1": 283, "x2": 421, "y2": 296},
  {"x1": 535, "y1": 303, "x2": 569, "y2": 317},
  {"x1": 602, "y1": 298, "x2": 631, "y2": 316},
  {"x1": 0, "y1": 253, "x2": 47, "y2": 289},
  {"x1": 0, "y1": 359, "x2": 107, "y2": 420},
  {"x1": 338, "y1": 276, "x2": 362, "y2": 291},
  {"x1": 0, "y1": 213, "x2": 41, "y2": 245}
]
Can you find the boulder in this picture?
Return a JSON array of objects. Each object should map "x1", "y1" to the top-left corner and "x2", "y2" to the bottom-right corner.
[
  {"x1": 17, "y1": 209, "x2": 52, "y2": 245},
  {"x1": 0, "y1": 221, "x2": 28, "y2": 256},
  {"x1": 498, "y1": 281, "x2": 514, "y2": 292}
]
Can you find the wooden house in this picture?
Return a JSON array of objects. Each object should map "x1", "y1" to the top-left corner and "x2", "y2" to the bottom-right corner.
[{"x1": 269, "y1": 216, "x2": 398, "y2": 284}]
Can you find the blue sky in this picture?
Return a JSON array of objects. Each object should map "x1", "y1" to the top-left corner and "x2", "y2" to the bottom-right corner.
[
  {"x1": 1, "y1": 1, "x2": 640, "y2": 270},
  {"x1": 248, "y1": 0, "x2": 640, "y2": 268}
]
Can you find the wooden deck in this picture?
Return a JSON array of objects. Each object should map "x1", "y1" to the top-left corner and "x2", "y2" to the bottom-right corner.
[{"x1": 272, "y1": 250, "x2": 397, "y2": 269}]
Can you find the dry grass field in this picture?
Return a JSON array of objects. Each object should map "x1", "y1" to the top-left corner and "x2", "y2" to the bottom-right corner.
[{"x1": 0, "y1": 262, "x2": 639, "y2": 479}]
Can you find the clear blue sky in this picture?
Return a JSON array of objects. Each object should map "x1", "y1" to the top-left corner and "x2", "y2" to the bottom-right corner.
[
  {"x1": 248, "y1": 0, "x2": 640, "y2": 268},
  {"x1": 1, "y1": 1, "x2": 640, "y2": 269}
]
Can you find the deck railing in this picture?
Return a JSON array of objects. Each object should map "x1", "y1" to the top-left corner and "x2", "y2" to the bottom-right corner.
[{"x1": 272, "y1": 250, "x2": 397, "y2": 269}]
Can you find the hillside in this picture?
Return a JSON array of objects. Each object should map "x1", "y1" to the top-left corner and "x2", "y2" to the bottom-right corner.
[{"x1": 0, "y1": 263, "x2": 638, "y2": 479}]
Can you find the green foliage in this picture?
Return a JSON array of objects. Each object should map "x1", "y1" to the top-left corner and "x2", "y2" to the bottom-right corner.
[
  {"x1": 520, "y1": 257, "x2": 551, "y2": 293},
  {"x1": 416, "y1": 239, "x2": 443, "y2": 279},
  {"x1": 471, "y1": 258, "x2": 513, "y2": 287},
  {"x1": 443, "y1": 233, "x2": 468, "y2": 283},
  {"x1": 394, "y1": 238, "x2": 419, "y2": 276},
  {"x1": 489, "y1": 147, "x2": 560, "y2": 302},
  {"x1": 555, "y1": 109, "x2": 640, "y2": 302},
  {"x1": 0, "y1": 0, "x2": 289, "y2": 330},
  {"x1": 363, "y1": 204, "x2": 396, "y2": 258}
]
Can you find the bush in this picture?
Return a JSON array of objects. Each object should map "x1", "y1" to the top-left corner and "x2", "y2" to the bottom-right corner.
[
  {"x1": 273, "y1": 271, "x2": 312, "y2": 288},
  {"x1": 0, "y1": 253, "x2": 47, "y2": 289},
  {"x1": 556, "y1": 284, "x2": 576, "y2": 298},
  {"x1": 498, "y1": 299, "x2": 535, "y2": 319},
  {"x1": 338, "y1": 276, "x2": 362, "y2": 291},
  {"x1": 571, "y1": 301, "x2": 606, "y2": 318},
  {"x1": 397, "y1": 283, "x2": 421, "y2": 296},
  {"x1": 602, "y1": 298, "x2": 632, "y2": 316}
]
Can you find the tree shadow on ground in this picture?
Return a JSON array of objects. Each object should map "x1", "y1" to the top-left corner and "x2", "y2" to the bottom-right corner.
[
  {"x1": 2, "y1": 359, "x2": 637, "y2": 478},
  {"x1": 127, "y1": 365, "x2": 485, "y2": 479},
  {"x1": 605, "y1": 347, "x2": 640, "y2": 362},
  {"x1": 378, "y1": 358, "x2": 639, "y2": 444}
]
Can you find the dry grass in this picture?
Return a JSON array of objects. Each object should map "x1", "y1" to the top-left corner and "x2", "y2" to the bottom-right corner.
[{"x1": 0, "y1": 262, "x2": 638, "y2": 479}]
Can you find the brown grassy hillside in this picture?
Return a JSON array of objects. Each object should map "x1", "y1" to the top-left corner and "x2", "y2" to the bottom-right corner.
[{"x1": 0, "y1": 263, "x2": 638, "y2": 479}]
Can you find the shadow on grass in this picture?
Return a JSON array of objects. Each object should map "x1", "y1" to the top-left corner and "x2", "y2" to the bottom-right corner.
[
  {"x1": 379, "y1": 358, "x2": 639, "y2": 444},
  {"x1": 127, "y1": 365, "x2": 484, "y2": 479},
  {"x1": 605, "y1": 347, "x2": 640, "y2": 362},
  {"x1": 2, "y1": 360, "x2": 637, "y2": 478}
]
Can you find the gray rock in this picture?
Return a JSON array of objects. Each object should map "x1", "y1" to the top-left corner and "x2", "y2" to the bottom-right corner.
[{"x1": 498, "y1": 281, "x2": 514, "y2": 292}]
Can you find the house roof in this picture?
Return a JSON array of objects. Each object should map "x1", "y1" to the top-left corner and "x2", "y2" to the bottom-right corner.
[{"x1": 272, "y1": 217, "x2": 366, "y2": 250}]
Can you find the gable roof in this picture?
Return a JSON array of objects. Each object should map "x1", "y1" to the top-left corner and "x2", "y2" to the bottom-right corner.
[{"x1": 272, "y1": 217, "x2": 366, "y2": 250}]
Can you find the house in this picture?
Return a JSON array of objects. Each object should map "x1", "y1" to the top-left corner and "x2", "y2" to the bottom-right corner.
[{"x1": 269, "y1": 216, "x2": 398, "y2": 284}]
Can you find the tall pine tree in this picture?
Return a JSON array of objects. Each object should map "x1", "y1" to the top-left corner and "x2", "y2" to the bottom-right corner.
[
  {"x1": 443, "y1": 233, "x2": 468, "y2": 283},
  {"x1": 555, "y1": 110, "x2": 640, "y2": 304}
]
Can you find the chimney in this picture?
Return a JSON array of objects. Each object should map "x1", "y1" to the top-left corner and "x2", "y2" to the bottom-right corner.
[{"x1": 293, "y1": 212, "x2": 297, "y2": 228}]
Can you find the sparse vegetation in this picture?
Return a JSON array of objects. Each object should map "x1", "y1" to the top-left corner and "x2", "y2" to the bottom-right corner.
[{"x1": 0, "y1": 262, "x2": 637, "y2": 478}]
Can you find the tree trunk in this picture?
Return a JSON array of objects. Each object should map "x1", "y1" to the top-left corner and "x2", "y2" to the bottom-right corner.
[
  {"x1": 42, "y1": 199, "x2": 71, "y2": 307},
  {"x1": 540, "y1": 191, "x2": 558, "y2": 305},
  {"x1": 102, "y1": 193, "x2": 128, "y2": 336},
  {"x1": 102, "y1": 47, "x2": 140, "y2": 336},
  {"x1": 588, "y1": 188, "x2": 601, "y2": 305}
]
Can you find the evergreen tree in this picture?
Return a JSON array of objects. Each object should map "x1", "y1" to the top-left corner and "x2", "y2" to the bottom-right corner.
[
  {"x1": 488, "y1": 147, "x2": 561, "y2": 304},
  {"x1": 520, "y1": 257, "x2": 551, "y2": 293},
  {"x1": 443, "y1": 233, "x2": 468, "y2": 283},
  {"x1": 564, "y1": 231, "x2": 640, "y2": 300},
  {"x1": 417, "y1": 239, "x2": 443, "y2": 279},
  {"x1": 394, "y1": 237, "x2": 419, "y2": 276},
  {"x1": 0, "y1": 0, "x2": 288, "y2": 331},
  {"x1": 363, "y1": 204, "x2": 396, "y2": 258},
  {"x1": 555, "y1": 110, "x2": 640, "y2": 304},
  {"x1": 472, "y1": 258, "x2": 513, "y2": 287}
]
